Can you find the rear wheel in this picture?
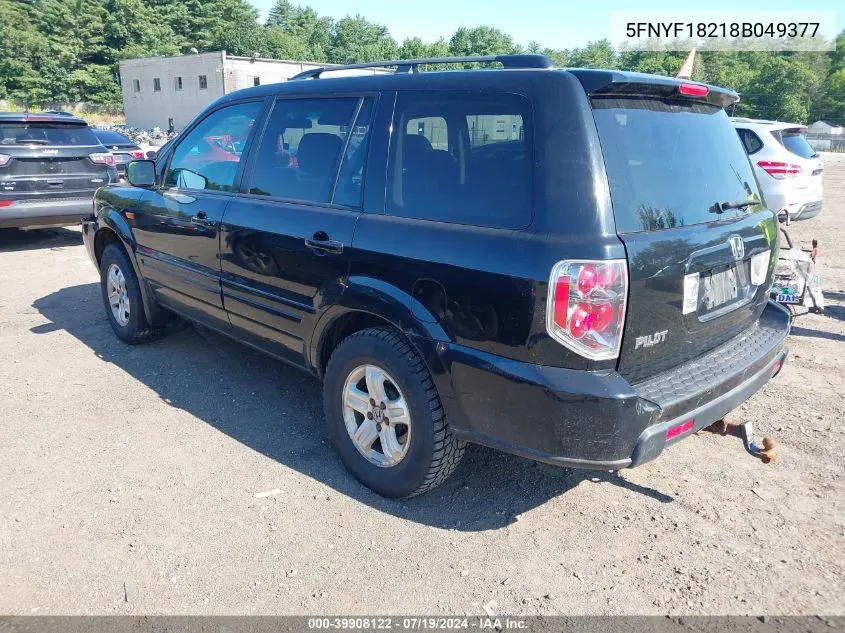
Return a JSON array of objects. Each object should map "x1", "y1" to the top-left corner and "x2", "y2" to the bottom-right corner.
[
  {"x1": 99, "y1": 243, "x2": 163, "y2": 344},
  {"x1": 323, "y1": 327, "x2": 465, "y2": 498}
]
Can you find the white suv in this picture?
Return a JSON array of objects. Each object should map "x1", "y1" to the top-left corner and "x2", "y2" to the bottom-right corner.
[{"x1": 731, "y1": 118, "x2": 823, "y2": 221}]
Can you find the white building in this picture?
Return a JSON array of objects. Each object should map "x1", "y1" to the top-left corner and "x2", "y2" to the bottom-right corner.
[
  {"x1": 807, "y1": 120, "x2": 844, "y2": 136},
  {"x1": 119, "y1": 51, "x2": 378, "y2": 131}
]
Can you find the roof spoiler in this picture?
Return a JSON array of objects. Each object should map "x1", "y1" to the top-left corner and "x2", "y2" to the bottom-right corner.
[{"x1": 568, "y1": 69, "x2": 739, "y2": 109}]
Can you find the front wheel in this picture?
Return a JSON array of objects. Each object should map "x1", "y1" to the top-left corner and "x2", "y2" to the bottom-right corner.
[
  {"x1": 99, "y1": 243, "x2": 163, "y2": 344},
  {"x1": 323, "y1": 327, "x2": 465, "y2": 498}
]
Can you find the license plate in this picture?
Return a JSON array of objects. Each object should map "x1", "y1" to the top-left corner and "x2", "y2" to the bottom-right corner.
[
  {"x1": 701, "y1": 267, "x2": 739, "y2": 311},
  {"x1": 775, "y1": 293, "x2": 802, "y2": 304}
]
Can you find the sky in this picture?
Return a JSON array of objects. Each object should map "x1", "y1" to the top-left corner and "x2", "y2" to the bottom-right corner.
[{"x1": 250, "y1": 0, "x2": 840, "y2": 50}]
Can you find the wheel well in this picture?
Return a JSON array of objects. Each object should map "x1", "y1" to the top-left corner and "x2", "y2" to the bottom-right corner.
[
  {"x1": 94, "y1": 227, "x2": 124, "y2": 265},
  {"x1": 318, "y1": 311, "x2": 396, "y2": 376}
]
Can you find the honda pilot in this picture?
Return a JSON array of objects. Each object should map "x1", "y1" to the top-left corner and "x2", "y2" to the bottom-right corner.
[
  {"x1": 0, "y1": 112, "x2": 118, "y2": 229},
  {"x1": 81, "y1": 56, "x2": 790, "y2": 498}
]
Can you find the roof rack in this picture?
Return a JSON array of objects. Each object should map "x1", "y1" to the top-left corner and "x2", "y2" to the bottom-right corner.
[{"x1": 289, "y1": 54, "x2": 553, "y2": 80}]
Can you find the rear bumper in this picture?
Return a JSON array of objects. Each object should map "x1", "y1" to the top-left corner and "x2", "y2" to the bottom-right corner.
[
  {"x1": 0, "y1": 197, "x2": 94, "y2": 229},
  {"x1": 440, "y1": 302, "x2": 791, "y2": 469},
  {"x1": 763, "y1": 191, "x2": 822, "y2": 221}
]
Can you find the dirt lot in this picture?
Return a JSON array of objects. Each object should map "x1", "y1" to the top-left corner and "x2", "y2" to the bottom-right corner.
[{"x1": 1, "y1": 156, "x2": 843, "y2": 617}]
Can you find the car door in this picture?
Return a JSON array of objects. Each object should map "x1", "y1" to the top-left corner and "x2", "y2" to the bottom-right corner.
[
  {"x1": 132, "y1": 100, "x2": 264, "y2": 330},
  {"x1": 218, "y1": 95, "x2": 375, "y2": 366}
]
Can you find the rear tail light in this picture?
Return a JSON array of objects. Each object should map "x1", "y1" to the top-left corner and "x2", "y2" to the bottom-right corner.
[
  {"x1": 0, "y1": 200, "x2": 12, "y2": 207},
  {"x1": 546, "y1": 259, "x2": 628, "y2": 360},
  {"x1": 89, "y1": 152, "x2": 116, "y2": 167},
  {"x1": 0, "y1": 154, "x2": 9, "y2": 167},
  {"x1": 750, "y1": 249, "x2": 771, "y2": 286},
  {"x1": 757, "y1": 160, "x2": 801, "y2": 179},
  {"x1": 678, "y1": 83, "x2": 709, "y2": 97},
  {"x1": 130, "y1": 150, "x2": 145, "y2": 159}
]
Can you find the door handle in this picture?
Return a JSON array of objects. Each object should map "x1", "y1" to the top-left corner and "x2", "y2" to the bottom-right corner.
[
  {"x1": 191, "y1": 211, "x2": 218, "y2": 229},
  {"x1": 305, "y1": 232, "x2": 344, "y2": 255}
]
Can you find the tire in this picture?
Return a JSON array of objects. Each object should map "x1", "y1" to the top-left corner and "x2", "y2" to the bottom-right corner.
[
  {"x1": 323, "y1": 326, "x2": 465, "y2": 498},
  {"x1": 99, "y1": 243, "x2": 164, "y2": 344}
]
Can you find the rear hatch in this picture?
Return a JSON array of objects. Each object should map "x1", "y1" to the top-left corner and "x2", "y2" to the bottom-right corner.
[
  {"x1": 0, "y1": 118, "x2": 111, "y2": 200},
  {"x1": 588, "y1": 86, "x2": 778, "y2": 384},
  {"x1": 772, "y1": 126, "x2": 823, "y2": 202}
]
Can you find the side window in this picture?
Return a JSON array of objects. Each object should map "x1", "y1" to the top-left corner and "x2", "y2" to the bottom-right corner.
[
  {"x1": 165, "y1": 101, "x2": 261, "y2": 192},
  {"x1": 334, "y1": 98, "x2": 374, "y2": 207},
  {"x1": 406, "y1": 116, "x2": 448, "y2": 150},
  {"x1": 737, "y1": 128, "x2": 763, "y2": 154},
  {"x1": 387, "y1": 92, "x2": 532, "y2": 229},
  {"x1": 248, "y1": 97, "x2": 366, "y2": 205}
]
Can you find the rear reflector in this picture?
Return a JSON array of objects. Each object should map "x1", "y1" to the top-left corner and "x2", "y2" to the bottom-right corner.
[
  {"x1": 0, "y1": 154, "x2": 10, "y2": 167},
  {"x1": 758, "y1": 160, "x2": 801, "y2": 180},
  {"x1": 546, "y1": 259, "x2": 628, "y2": 361},
  {"x1": 771, "y1": 357, "x2": 784, "y2": 378},
  {"x1": 679, "y1": 83, "x2": 709, "y2": 97},
  {"x1": 666, "y1": 419, "x2": 695, "y2": 441}
]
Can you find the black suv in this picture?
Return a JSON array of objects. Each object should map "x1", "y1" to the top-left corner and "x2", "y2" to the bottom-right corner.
[
  {"x1": 0, "y1": 112, "x2": 118, "y2": 229},
  {"x1": 82, "y1": 55, "x2": 790, "y2": 498}
]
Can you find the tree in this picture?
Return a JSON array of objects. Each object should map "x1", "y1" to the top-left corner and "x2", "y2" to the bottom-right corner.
[
  {"x1": 448, "y1": 26, "x2": 519, "y2": 58},
  {"x1": 329, "y1": 15, "x2": 397, "y2": 63},
  {"x1": 568, "y1": 39, "x2": 615, "y2": 68}
]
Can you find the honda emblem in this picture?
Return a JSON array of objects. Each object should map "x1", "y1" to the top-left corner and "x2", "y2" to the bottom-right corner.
[{"x1": 728, "y1": 235, "x2": 745, "y2": 260}]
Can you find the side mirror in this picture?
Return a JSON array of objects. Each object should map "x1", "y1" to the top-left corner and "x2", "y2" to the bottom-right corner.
[
  {"x1": 146, "y1": 150, "x2": 158, "y2": 160},
  {"x1": 126, "y1": 160, "x2": 157, "y2": 188}
]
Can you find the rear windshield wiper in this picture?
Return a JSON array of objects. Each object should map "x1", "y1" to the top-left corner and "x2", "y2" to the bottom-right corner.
[
  {"x1": 709, "y1": 200, "x2": 757, "y2": 214},
  {"x1": 15, "y1": 139, "x2": 50, "y2": 145}
]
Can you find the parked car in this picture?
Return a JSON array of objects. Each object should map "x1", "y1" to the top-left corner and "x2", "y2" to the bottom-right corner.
[
  {"x1": 0, "y1": 112, "x2": 118, "y2": 229},
  {"x1": 92, "y1": 128, "x2": 145, "y2": 178},
  {"x1": 732, "y1": 118, "x2": 823, "y2": 221},
  {"x1": 81, "y1": 55, "x2": 790, "y2": 498}
]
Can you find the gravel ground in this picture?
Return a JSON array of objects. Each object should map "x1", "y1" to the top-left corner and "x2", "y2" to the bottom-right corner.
[{"x1": 0, "y1": 155, "x2": 843, "y2": 617}]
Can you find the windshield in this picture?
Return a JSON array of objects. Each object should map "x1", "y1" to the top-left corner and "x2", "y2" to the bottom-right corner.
[
  {"x1": 93, "y1": 129, "x2": 133, "y2": 145},
  {"x1": 0, "y1": 122, "x2": 100, "y2": 146},
  {"x1": 591, "y1": 98, "x2": 763, "y2": 233},
  {"x1": 775, "y1": 129, "x2": 817, "y2": 159}
]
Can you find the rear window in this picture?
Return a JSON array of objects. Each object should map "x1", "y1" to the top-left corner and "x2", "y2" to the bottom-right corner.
[
  {"x1": 0, "y1": 122, "x2": 100, "y2": 147},
  {"x1": 93, "y1": 129, "x2": 133, "y2": 145},
  {"x1": 592, "y1": 98, "x2": 762, "y2": 234},
  {"x1": 775, "y1": 129, "x2": 817, "y2": 159}
]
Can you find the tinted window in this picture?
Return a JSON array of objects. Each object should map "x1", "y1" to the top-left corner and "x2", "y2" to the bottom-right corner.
[
  {"x1": 248, "y1": 97, "x2": 362, "y2": 204},
  {"x1": 387, "y1": 92, "x2": 532, "y2": 229},
  {"x1": 0, "y1": 122, "x2": 100, "y2": 146},
  {"x1": 165, "y1": 101, "x2": 260, "y2": 192},
  {"x1": 406, "y1": 116, "x2": 447, "y2": 150},
  {"x1": 334, "y1": 99, "x2": 375, "y2": 207},
  {"x1": 592, "y1": 98, "x2": 763, "y2": 233},
  {"x1": 736, "y1": 128, "x2": 762, "y2": 154},
  {"x1": 93, "y1": 129, "x2": 133, "y2": 145},
  {"x1": 776, "y1": 129, "x2": 817, "y2": 159}
]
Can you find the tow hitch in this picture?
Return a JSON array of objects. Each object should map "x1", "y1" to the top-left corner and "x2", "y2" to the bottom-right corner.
[{"x1": 706, "y1": 413, "x2": 778, "y2": 463}]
